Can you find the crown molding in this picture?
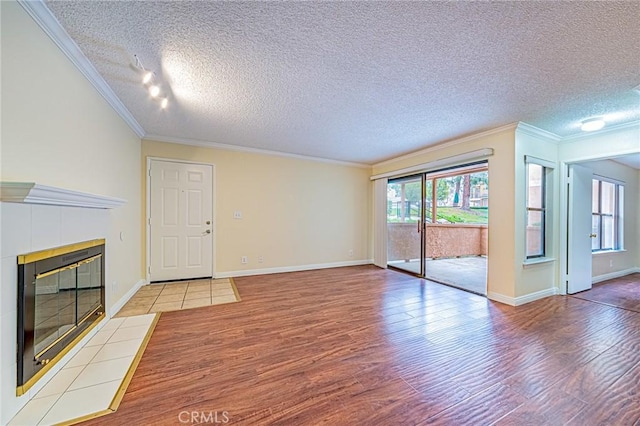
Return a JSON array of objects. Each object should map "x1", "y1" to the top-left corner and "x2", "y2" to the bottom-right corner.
[
  {"x1": 143, "y1": 134, "x2": 371, "y2": 169},
  {"x1": 0, "y1": 182, "x2": 126, "y2": 209},
  {"x1": 561, "y1": 119, "x2": 640, "y2": 142},
  {"x1": 373, "y1": 122, "x2": 518, "y2": 168},
  {"x1": 18, "y1": 0, "x2": 145, "y2": 138},
  {"x1": 516, "y1": 122, "x2": 562, "y2": 143}
]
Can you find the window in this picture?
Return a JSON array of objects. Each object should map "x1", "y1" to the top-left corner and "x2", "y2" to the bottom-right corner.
[
  {"x1": 526, "y1": 163, "x2": 546, "y2": 258},
  {"x1": 591, "y1": 178, "x2": 624, "y2": 251}
]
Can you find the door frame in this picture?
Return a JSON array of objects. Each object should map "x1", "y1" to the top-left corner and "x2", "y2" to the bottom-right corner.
[
  {"x1": 145, "y1": 157, "x2": 216, "y2": 283},
  {"x1": 558, "y1": 150, "x2": 637, "y2": 295}
]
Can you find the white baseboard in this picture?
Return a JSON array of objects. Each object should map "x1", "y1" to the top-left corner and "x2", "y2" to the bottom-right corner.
[
  {"x1": 592, "y1": 267, "x2": 640, "y2": 285},
  {"x1": 216, "y1": 259, "x2": 374, "y2": 279},
  {"x1": 109, "y1": 279, "x2": 146, "y2": 317},
  {"x1": 487, "y1": 292, "x2": 516, "y2": 306},
  {"x1": 488, "y1": 287, "x2": 558, "y2": 307}
]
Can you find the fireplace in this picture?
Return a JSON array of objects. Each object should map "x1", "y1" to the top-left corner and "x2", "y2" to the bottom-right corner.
[{"x1": 17, "y1": 239, "x2": 106, "y2": 395}]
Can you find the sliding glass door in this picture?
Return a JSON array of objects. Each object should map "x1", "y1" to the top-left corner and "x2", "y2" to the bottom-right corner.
[
  {"x1": 423, "y1": 164, "x2": 488, "y2": 295},
  {"x1": 386, "y1": 162, "x2": 489, "y2": 295},
  {"x1": 386, "y1": 174, "x2": 424, "y2": 275}
]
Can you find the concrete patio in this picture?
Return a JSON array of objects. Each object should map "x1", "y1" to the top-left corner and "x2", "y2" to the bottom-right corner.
[{"x1": 388, "y1": 256, "x2": 487, "y2": 295}]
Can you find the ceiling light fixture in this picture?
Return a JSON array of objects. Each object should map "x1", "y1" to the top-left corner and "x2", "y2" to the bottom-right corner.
[
  {"x1": 581, "y1": 118, "x2": 605, "y2": 132},
  {"x1": 161, "y1": 98, "x2": 168, "y2": 109}
]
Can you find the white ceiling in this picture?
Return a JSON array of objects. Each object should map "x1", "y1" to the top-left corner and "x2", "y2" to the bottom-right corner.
[
  {"x1": 612, "y1": 153, "x2": 640, "y2": 170},
  {"x1": 43, "y1": 1, "x2": 640, "y2": 164}
]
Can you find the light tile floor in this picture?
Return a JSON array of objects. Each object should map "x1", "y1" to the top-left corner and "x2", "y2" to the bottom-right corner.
[
  {"x1": 115, "y1": 278, "x2": 240, "y2": 317},
  {"x1": 9, "y1": 314, "x2": 156, "y2": 426}
]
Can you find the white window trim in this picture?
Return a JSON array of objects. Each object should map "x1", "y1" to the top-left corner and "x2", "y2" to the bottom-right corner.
[
  {"x1": 591, "y1": 175, "x2": 625, "y2": 252},
  {"x1": 592, "y1": 249, "x2": 627, "y2": 255},
  {"x1": 522, "y1": 257, "x2": 556, "y2": 268},
  {"x1": 525, "y1": 155, "x2": 555, "y2": 169},
  {"x1": 592, "y1": 174, "x2": 625, "y2": 186},
  {"x1": 524, "y1": 156, "x2": 555, "y2": 260}
]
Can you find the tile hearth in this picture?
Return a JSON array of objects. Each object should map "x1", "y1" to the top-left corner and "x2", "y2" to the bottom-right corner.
[
  {"x1": 9, "y1": 314, "x2": 157, "y2": 426},
  {"x1": 115, "y1": 278, "x2": 240, "y2": 317}
]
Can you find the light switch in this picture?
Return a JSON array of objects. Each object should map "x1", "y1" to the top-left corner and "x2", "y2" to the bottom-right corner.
[{"x1": 233, "y1": 211, "x2": 242, "y2": 219}]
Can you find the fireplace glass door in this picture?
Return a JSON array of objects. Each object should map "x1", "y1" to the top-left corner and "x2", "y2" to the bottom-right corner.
[
  {"x1": 34, "y1": 255, "x2": 102, "y2": 358},
  {"x1": 18, "y1": 239, "x2": 105, "y2": 394}
]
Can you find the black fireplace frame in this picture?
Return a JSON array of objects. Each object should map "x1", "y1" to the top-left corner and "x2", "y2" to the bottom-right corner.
[{"x1": 17, "y1": 239, "x2": 105, "y2": 395}]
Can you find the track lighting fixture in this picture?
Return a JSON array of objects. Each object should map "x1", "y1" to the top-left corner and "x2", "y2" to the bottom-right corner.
[
  {"x1": 142, "y1": 71, "x2": 153, "y2": 84},
  {"x1": 149, "y1": 85, "x2": 160, "y2": 98},
  {"x1": 134, "y1": 54, "x2": 169, "y2": 109}
]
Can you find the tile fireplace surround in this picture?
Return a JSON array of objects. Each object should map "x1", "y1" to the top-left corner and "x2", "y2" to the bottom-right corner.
[{"x1": 0, "y1": 182, "x2": 126, "y2": 424}]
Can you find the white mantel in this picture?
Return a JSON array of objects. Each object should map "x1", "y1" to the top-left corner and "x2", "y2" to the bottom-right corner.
[{"x1": 0, "y1": 182, "x2": 126, "y2": 209}]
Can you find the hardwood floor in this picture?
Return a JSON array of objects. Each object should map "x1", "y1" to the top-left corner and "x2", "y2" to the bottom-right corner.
[
  {"x1": 82, "y1": 267, "x2": 640, "y2": 425},
  {"x1": 572, "y1": 273, "x2": 640, "y2": 313}
]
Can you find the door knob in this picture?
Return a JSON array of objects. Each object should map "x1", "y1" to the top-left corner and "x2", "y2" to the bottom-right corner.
[
  {"x1": 204, "y1": 229, "x2": 211, "y2": 235},
  {"x1": 589, "y1": 233, "x2": 597, "y2": 238},
  {"x1": 206, "y1": 220, "x2": 211, "y2": 225}
]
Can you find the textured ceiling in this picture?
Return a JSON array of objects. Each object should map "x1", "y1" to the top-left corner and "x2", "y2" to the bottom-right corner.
[{"x1": 44, "y1": 1, "x2": 640, "y2": 164}]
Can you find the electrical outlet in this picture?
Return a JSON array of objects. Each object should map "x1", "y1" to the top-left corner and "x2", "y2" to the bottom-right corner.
[
  {"x1": 234, "y1": 211, "x2": 242, "y2": 219},
  {"x1": 241, "y1": 256, "x2": 248, "y2": 264},
  {"x1": 610, "y1": 259, "x2": 613, "y2": 268},
  {"x1": 348, "y1": 249, "x2": 354, "y2": 257},
  {"x1": 258, "y1": 256, "x2": 264, "y2": 263}
]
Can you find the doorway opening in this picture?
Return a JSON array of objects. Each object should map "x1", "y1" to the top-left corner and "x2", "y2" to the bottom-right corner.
[
  {"x1": 565, "y1": 154, "x2": 637, "y2": 295},
  {"x1": 386, "y1": 162, "x2": 488, "y2": 295}
]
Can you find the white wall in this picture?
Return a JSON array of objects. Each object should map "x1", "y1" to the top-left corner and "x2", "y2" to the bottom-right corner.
[
  {"x1": 513, "y1": 125, "x2": 560, "y2": 299},
  {"x1": 142, "y1": 140, "x2": 372, "y2": 277},
  {"x1": 558, "y1": 124, "x2": 640, "y2": 163},
  {"x1": 0, "y1": 2, "x2": 142, "y2": 422}
]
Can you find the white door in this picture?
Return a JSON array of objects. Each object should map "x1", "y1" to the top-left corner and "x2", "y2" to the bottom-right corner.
[
  {"x1": 567, "y1": 163, "x2": 593, "y2": 294},
  {"x1": 149, "y1": 160, "x2": 213, "y2": 282}
]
